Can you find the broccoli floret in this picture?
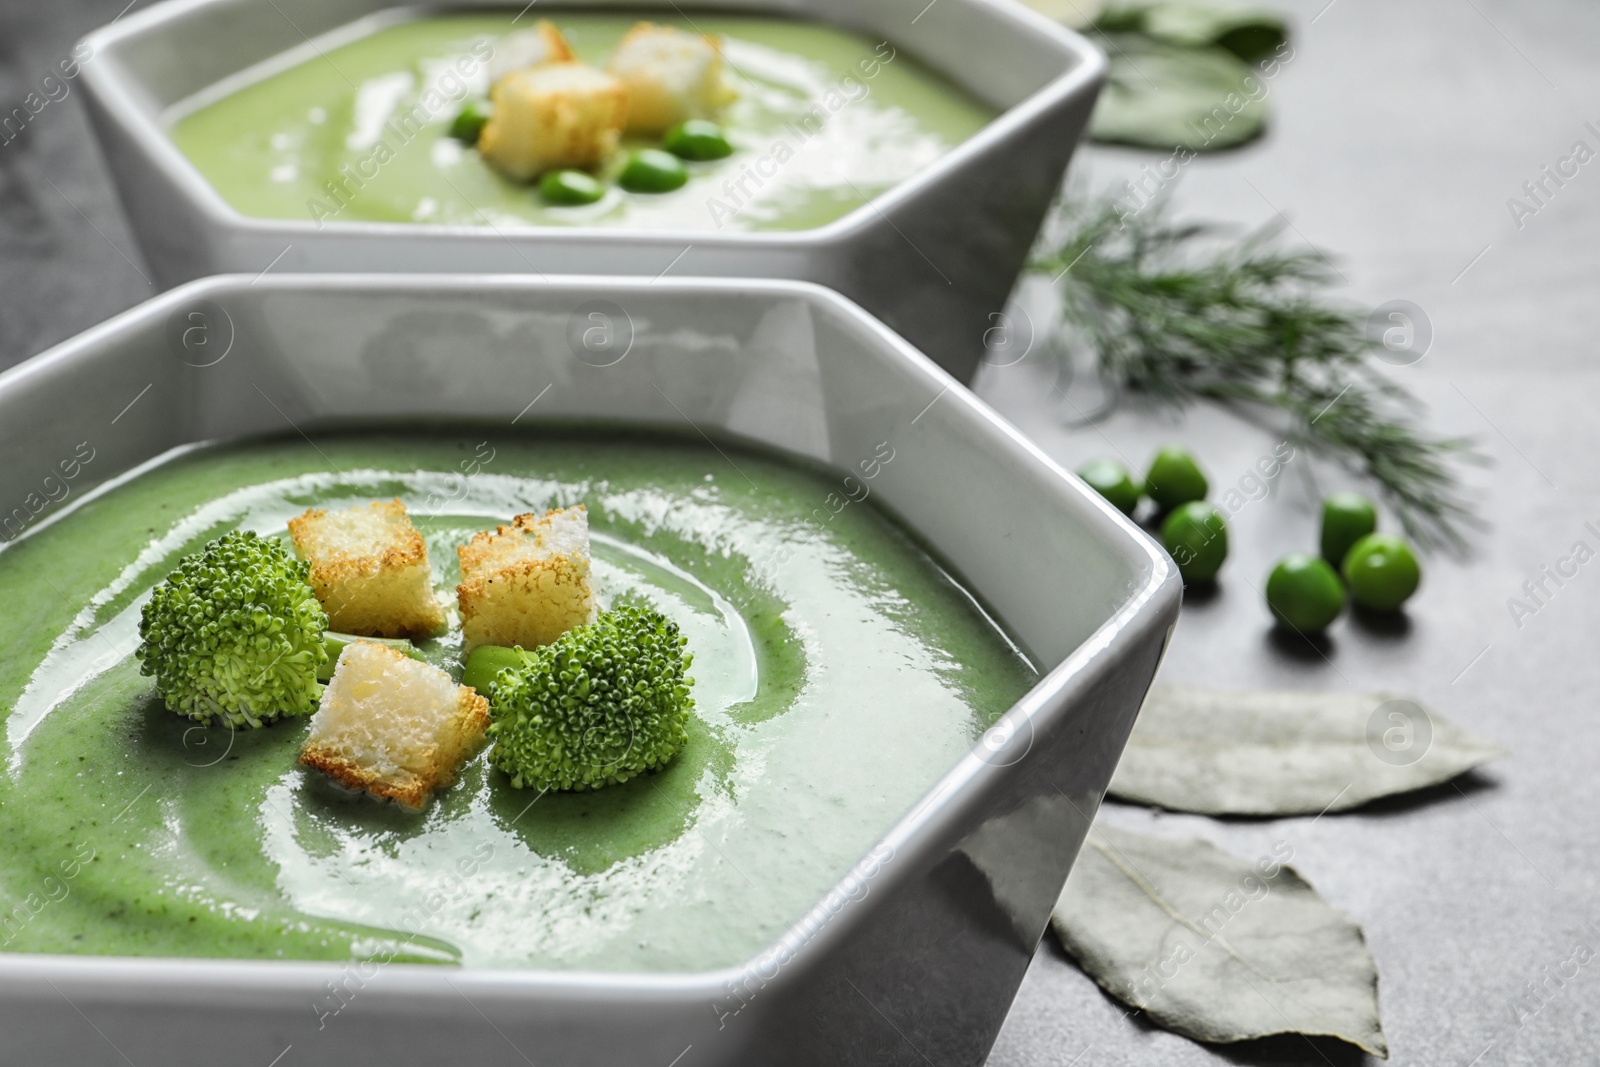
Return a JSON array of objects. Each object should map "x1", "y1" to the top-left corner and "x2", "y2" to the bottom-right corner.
[
  {"x1": 485, "y1": 605, "x2": 695, "y2": 791},
  {"x1": 136, "y1": 530, "x2": 329, "y2": 728}
]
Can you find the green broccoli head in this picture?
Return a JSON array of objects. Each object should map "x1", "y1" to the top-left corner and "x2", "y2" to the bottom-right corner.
[
  {"x1": 487, "y1": 605, "x2": 695, "y2": 791},
  {"x1": 135, "y1": 530, "x2": 329, "y2": 728}
]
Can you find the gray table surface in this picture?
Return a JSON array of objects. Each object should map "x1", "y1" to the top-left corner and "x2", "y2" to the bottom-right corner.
[{"x1": 1, "y1": 1, "x2": 1596, "y2": 1065}]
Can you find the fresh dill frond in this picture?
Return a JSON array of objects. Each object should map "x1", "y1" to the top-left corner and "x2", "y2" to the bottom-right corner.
[{"x1": 1032, "y1": 194, "x2": 1484, "y2": 553}]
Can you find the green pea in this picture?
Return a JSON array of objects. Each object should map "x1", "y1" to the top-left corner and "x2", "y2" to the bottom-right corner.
[
  {"x1": 1162, "y1": 501, "x2": 1228, "y2": 583},
  {"x1": 1144, "y1": 445, "x2": 1209, "y2": 512},
  {"x1": 1342, "y1": 533, "x2": 1421, "y2": 612},
  {"x1": 450, "y1": 101, "x2": 492, "y2": 144},
  {"x1": 618, "y1": 149, "x2": 689, "y2": 194},
  {"x1": 1265, "y1": 553, "x2": 1345, "y2": 633},
  {"x1": 663, "y1": 119, "x2": 734, "y2": 161},
  {"x1": 1077, "y1": 458, "x2": 1141, "y2": 516},
  {"x1": 1320, "y1": 491, "x2": 1377, "y2": 565},
  {"x1": 539, "y1": 169, "x2": 607, "y2": 206},
  {"x1": 461, "y1": 645, "x2": 537, "y2": 696}
]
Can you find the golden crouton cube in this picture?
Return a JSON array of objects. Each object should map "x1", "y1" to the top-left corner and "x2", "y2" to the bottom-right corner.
[
  {"x1": 287, "y1": 499, "x2": 444, "y2": 638},
  {"x1": 478, "y1": 63, "x2": 627, "y2": 180},
  {"x1": 487, "y1": 19, "x2": 575, "y2": 83},
  {"x1": 299, "y1": 640, "x2": 490, "y2": 809},
  {"x1": 456, "y1": 505, "x2": 595, "y2": 651},
  {"x1": 607, "y1": 22, "x2": 736, "y2": 135}
]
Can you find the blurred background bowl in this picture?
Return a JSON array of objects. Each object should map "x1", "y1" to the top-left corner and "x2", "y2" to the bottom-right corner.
[{"x1": 77, "y1": 0, "x2": 1105, "y2": 383}]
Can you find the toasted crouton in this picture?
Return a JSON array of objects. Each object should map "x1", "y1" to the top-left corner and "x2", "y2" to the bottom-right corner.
[
  {"x1": 300, "y1": 640, "x2": 489, "y2": 809},
  {"x1": 606, "y1": 22, "x2": 736, "y2": 135},
  {"x1": 477, "y1": 63, "x2": 627, "y2": 180},
  {"x1": 487, "y1": 20, "x2": 576, "y2": 83},
  {"x1": 457, "y1": 505, "x2": 595, "y2": 651},
  {"x1": 287, "y1": 500, "x2": 444, "y2": 638}
]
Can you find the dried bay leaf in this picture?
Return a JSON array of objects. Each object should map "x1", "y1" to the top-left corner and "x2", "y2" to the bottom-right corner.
[
  {"x1": 1052, "y1": 824, "x2": 1388, "y2": 1057},
  {"x1": 1102, "y1": 1, "x2": 1288, "y2": 62},
  {"x1": 1109, "y1": 683, "x2": 1507, "y2": 816},
  {"x1": 1143, "y1": 4, "x2": 1286, "y2": 63},
  {"x1": 1088, "y1": 35, "x2": 1267, "y2": 150}
]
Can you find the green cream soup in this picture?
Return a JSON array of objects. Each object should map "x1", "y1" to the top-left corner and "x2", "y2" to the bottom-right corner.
[
  {"x1": 0, "y1": 431, "x2": 1035, "y2": 971},
  {"x1": 168, "y1": 13, "x2": 996, "y2": 231}
]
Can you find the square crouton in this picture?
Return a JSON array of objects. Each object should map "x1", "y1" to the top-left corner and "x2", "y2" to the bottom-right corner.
[
  {"x1": 456, "y1": 505, "x2": 595, "y2": 651},
  {"x1": 607, "y1": 22, "x2": 735, "y2": 135},
  {"x1": 300, "y1": 640, "x2": 489, "y2": 809},
  {"x1": 487, "y1": 19, "x2": 575, "y2": 83},
  {"x1": 287, "y1": 499, "x2": 444, "y2": 638},
  {"x1": 477, "y1": 63, "x2": 626, "y2": 180}
]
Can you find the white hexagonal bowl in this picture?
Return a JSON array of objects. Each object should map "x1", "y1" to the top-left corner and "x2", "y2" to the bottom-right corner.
[
  {"x1": 78, "y1": 0, "x2": 1106, "y2": 382},
  {"x1": 0, "y1": 274, "x2": 1175, "y2": 1067}
]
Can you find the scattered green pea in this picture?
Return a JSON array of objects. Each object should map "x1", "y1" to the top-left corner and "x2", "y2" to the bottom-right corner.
[
  {"x1": 663, "y1": 119, "x2": 734, "y2": 161},
  {"x1": 618, "y1": 149, "x2": 689, "y2": 193},
  {"x1": 539, "y1": 169, "x2": 607, "y2": 206},
  {"x1": 1320, "y1": 491, "x2": 1378, "y2": 566},
  {"x1": 1162, "y1": 501, "x2": 1228, "y2": 583},
  {"x1": 1144, "y1": 445, "x2": 1209, "y2": 512},
  {"x1": 450, "y1": 101, "x2": 492, "y2": 144},
  {"x1": 1342, "y1": 533, "x2": 1421, "y2": 612},
  {"x1": 1265, "y1": 553, "x2": 1345, "y2": 633},
  {"x1": 1077, "y1": 458, "x2": 1141, "y2": 516},
  {"x1": 460, "y1": 644, "x2": 535, "y2": 695}
]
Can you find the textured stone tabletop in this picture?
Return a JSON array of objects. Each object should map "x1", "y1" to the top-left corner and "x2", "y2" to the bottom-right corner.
[
  {"x1": 979, "y1": 2, "x2": 1600, "y2": 1064},
  {"x1": 1, "y1": 1, "x2": 1596, "y2": 1065}
]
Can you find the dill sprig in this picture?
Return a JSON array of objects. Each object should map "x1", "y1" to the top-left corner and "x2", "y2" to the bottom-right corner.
[{"x1": 1032, "y1": 194, "x2": 1484, "y2": 553}]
